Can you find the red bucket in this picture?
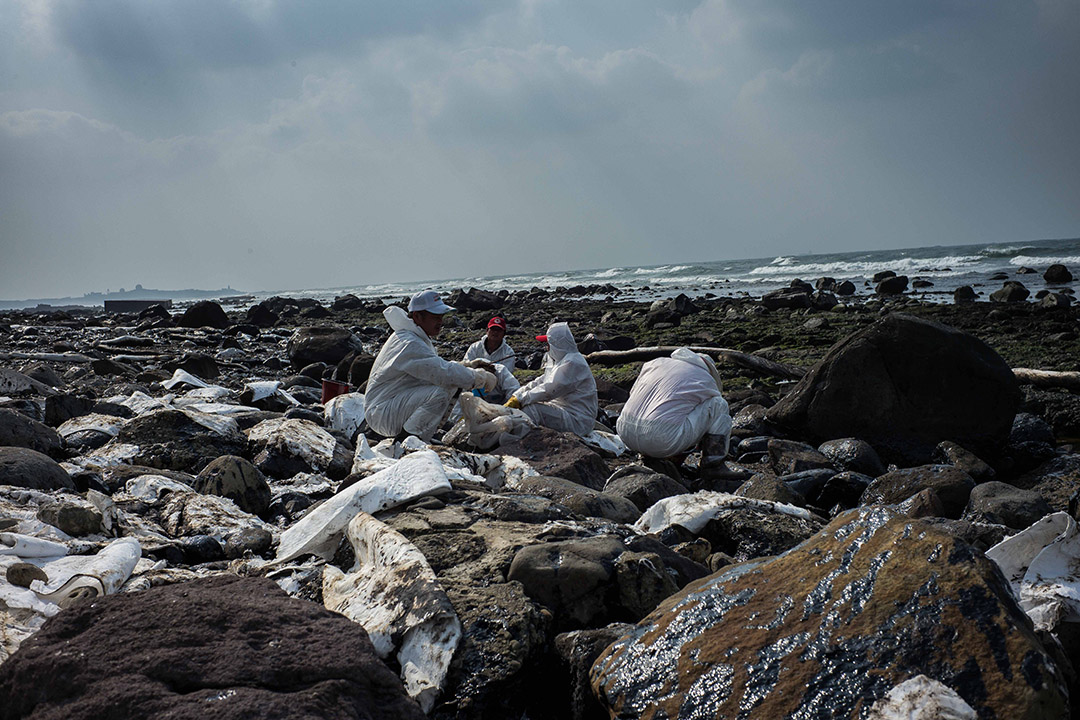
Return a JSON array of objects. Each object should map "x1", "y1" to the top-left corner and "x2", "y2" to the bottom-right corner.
[{"x1": 321, "y1": 379, "x2": 351, "y2": 404}]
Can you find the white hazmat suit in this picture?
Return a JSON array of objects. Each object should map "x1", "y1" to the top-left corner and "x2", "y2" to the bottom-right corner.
[
  {"x1": 366, "y1": 306, "x2": 495, "y2": 441},
  {"x1": 616, "y1": 347, "x2": 732, "y2": 458},
  {"x1": 463, "y1": 336, "x2": 520, "y2": 401},
  {"x1": 511, "y1": 322, "x2": 598, "y2": 437}
]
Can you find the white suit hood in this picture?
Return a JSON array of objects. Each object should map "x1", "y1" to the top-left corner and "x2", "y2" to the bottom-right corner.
[
  {"x1": 513, "y1": 322, "x2": 597, "y2": 436},
  {"x1": 544, "y1": 322, "x2": 577, "y2": 362}
]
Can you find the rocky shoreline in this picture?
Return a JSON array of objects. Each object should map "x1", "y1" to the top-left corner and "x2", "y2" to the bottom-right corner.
[{"x1": 1, "y1": 281, "x2": 1079, "y2": 719}]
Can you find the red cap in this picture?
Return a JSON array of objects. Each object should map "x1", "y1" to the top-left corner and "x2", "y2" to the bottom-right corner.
[
  {"x1": 487, "y1": 317, "x2": 507, "y2": 330},
  {"x1": 535, "y1": 335, "x2": 548, "y2": 342}
]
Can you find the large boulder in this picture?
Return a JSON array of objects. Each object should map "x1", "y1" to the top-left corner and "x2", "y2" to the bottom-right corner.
[
  {"x1": 962, "y1": 481, "x2": 1052, "y2": 530},
  {"x1": 861, "y1": 464, "x2": 976, "y2": 519},
  {"x1": 512, "y1": 476, "x2": 639, "y2": 523},
  {"x1": 0, "y1": 447, "x2": 74, "y2": 491},
  {"x1": 991, "y1": 281, "x2": 1030, "y2": 303},
  {"x1": 177, "y1": 300, "x2": 231, "y2": 329},
  {"x1": 499, "y1": 427, "x2": 610, "y2": 491},
  {"x1": 591, "y1": 507, "x2": 1068, "y2": 720},
  {"x1": 603, "y1": 466, "x2": 688, "y2": 512},
  {"x1": 445, "y1": 287, "x2": 504, "y2": 311},
  {"x1": 194, "y1": 455, "x2": 272, "y2": 516},
  {"x1": 0, "y1": 408, "x2": 62, "y2": 456},
  {"x1": 766, "y1": 313, "x2": 1020, "y2": 465},
  {"x1": 287, "y1": 327, "x2": 365, "y2": 370},
  {"x1": 0, "y1": 575, "x2": 425, "y2": 720},
  {"x1": 761, "y1": 287, "x2": 811, "y2": 310},
  {"x1": 1044, "y1": 264, "x2": 1073, "y2": 284},
  {"x1": 114, "y1": 409, "x2": 247, "y2": 474}
]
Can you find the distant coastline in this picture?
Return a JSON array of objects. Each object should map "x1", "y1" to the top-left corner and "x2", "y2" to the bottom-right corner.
[{"x1": 0, "y1": 284, "x2": 247, "y2": 311}]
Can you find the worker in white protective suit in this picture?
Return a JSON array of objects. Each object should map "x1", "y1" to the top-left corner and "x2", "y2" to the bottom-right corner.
[
  {"x1": 462, "y1": 316, "x2": 520, "y2": 403},
  {"x1": 504, "y1": 322, "x2": 597, "y2": 437},
  {"x1": 366, "y1": 290, "x2": 497, "y2": 441},
  {"x1": 616, "y1": 348, "x2": 734, "y2": 479}
]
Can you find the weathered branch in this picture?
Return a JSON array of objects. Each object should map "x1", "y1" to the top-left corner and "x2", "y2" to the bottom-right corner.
[
  {"x1": 585, "y1": 346, "x2": 806, "y2": 380},
  {"x1": 1012, "y1": 368, "x2": 1080, "y2": 392}
]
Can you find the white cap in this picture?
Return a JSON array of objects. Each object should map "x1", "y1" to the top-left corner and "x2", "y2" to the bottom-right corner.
[{"x1": 408, "y1": 290, "x2": 453, "y2": 315}]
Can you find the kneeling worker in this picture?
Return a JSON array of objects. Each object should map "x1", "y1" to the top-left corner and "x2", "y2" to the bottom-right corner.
[
  {"x1": 616, "y1": 348, "x2": 733, "y2": 478},
  {"x1": 366, "y1": 290, "x2": 497, "y2": 441},
  {"x1": 505, "y1": 322, "x2": 597, "y2": 437},
  {"x1": 462, "y1": 316, "x2": 520, "y2": 403}
]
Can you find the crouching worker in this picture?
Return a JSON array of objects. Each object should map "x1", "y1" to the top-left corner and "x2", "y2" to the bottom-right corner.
[
  {"x1": 505, "y1": 322, "x2": 597, "y2": 437},
  {"x1": 366, "y1": 290, "x2": 497, "y2": 442},
  {"x1": 616, "y1": 347, "x2": 735, "y2": 480},
  {"x1": 462, "y1": 316, "x2": 520, "y2": 403}
]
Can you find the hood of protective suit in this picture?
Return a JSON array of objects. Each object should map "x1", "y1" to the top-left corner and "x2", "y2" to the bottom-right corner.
[
  {"x1": 544, "y1": 322, "x2": 577, "y2": 362},
  {"x1": 671, "y1": 347, "x2": 722, "y2": 391},
  {"x1": 384, "y1": 305, "x2": 432, "y2": 347}
]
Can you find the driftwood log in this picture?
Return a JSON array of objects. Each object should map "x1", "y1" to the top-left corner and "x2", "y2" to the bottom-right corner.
[
  {"x1": 1012, "y1": 368, "x2": 1080, "y2": 393},
  {"x1": 585, "y1": 346, "x2": 806, "y2": 380}
]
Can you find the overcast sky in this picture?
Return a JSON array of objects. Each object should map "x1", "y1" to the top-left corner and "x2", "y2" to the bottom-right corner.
[{"x1": 2, "y1": 0, "x2": 1078, "y2": 299}]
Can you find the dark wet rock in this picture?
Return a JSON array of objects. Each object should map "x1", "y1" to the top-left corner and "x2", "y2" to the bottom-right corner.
[
  {"x1": 92, "y1": 401, "x2": 134, "y2": 419},
  {"x1": 177, "y1": 533, "x2": 226, "y2": 563},
  {"x1": 20, "y1": 363, "x2": 63, "y2": 389},
  {"x1": 265, "y1": 491, "x2": 313, "y2": 522},
  {"x1": 114, "y1": 409, "x2": 247, "y2": 474},
  {"x1": 335, "y1": 352, "x2": 376, "y2": 387},
  {"x1": 861, "y1": 464, "x2": 976, "y2": 518},
  {"x1": 963, "y1": 481, "x2": 1053, "y2": 530},
  {"x1": 933, "y1": 441, "x2": 996, "y2": 483},
  {"x1": 767, "y1": 438, "x2": 832, "y2": 475},
  {"x1": 332, "y1": 293, "x2": 366, "y2": 311},
  {"x1": 0, "y1": 447, "x2": 74, "y2": 491},
  {"x1": 767, "y1": 313, "x2": 1020, "y2": 465},
  {"x1": 555, "y1": 624, "x2": 637, "y2": 720},
  {"x1": 1044, "y1": 263, "x2": 1073, "y2": 284},
  {"x1": 591, "y1": 507, "x2": 1068, "y2": 720},
  {"x1": 194, "y1": 455, "x2": 272, "y2": 516},
  {"x1": 287, "y1": 386, "x2": 322, "y2": 405},
  {"x1": 593, "y1": 378, "x2": 629, "y2": 404},
  {"x1": 44, "y1": 394, "x2": 94, "y2": 427},
  {"x1": 284, "y1": 407, "x2": 324, "y2": 425},
  {"x1": 817, "y1": 471, "x2": 873, "y2": 511},
  {"x1": 643, "y1": 302, "x2": 682, "y2": 328},
  {"x1": 735, "y1": 474, "x2": 805, "y2": 506},
  {"x1": 223, "y1": 526, "x2": 274, "y2": 559},
  {"x1": 954, "y1": 285, "x2": 977, "y2": 303},
  {"x1": 0, "y1": 368, "x2": 55, "y2": 397},
  {"x1": 603, "y1": 466, "x2": 687, "y2": 512},
  {"x1": 0, "y1": 408, "x2": 62, "y2": 456},
  {"x1": 137, "y1": 303, "x2": 171, "y2": 321},
  {"x1": 921, "y1": 517, "x2": 1011, "y2": 552},
  {"x1": 1017, "y1": 266, "x2": 1038, "y2": 274},
  {"x1": 513, "y1": 476, "x2": 639, "y2": 523},
  {"x1": 436, "y1": 581, "x2": 550, "y2": 720},
  {"x1": 731, "y1": 405, "x2": 773, "y2": 438},
  {"x1": 509, "y1": 535, "x2": 679, "y2": 631},
  {"x1": 245, "y1": 302, "x2": 278, "y2": 328},
  {"x1": 177, "y1": 300, "x2": 231, "y2": 329},
  {"x1": 912, "y1": 279, "x2": 934, "y2": 289},
  {"x1": 446, "y1": 287, "x2": 504, "y2": 311},
  {"x1": 0, "y1": 575, "x2": 425, "y2": 720},
  {"x1": 1011, "y1": 412, "x2": 1056, "y2": 446},
  {"x1": 761, "y1": 287, "x2": 811, "y2": 310},
  {"x1": 781, "y1": 468, "x2": 836, "y2": 504},
  {"x1": 6, "y1": 563, "x2": 48, "y2": 589},
  {"x1": 1040, "y1": 292, "x2": 1072, "y2": 309},
  {"x1": 168, "y1": 353, "x2": 219, "y2": 380},
  {"x1": 0, "y1": 399, "x2": 43, "y2": 424},
  {"x1": 991, "y1": 281, "x2": 1030, "y2": 303},
  {"x1": 282, "y1": 374, "x2": 321, "y2": 390},
  {"x1": 99, "y1": 464, "x2": 197, "y2": 493},
  {"x1": 875, "y1": 275, "x2": 908, "y2": 294},
  {"x1": 499, "y1": 427, "x2": 610, "y2": 491},
  {"x1": 811, "y1": 291, "x2": 838, "y2": 311},
  {"x1": 695, "y1": 504, "x2": 824, "y2": 562},
  {"x1": 299, "y1": 362, "x2": 330, "y2": 381},
  {"x1": 817, "y1": 438, "x2": 885, "y2": 477},
  {"x1": 300, "y1": 304, "x2": 331, "y2": 319},
  {"x1": 1020, "y1": 388, "x2": 1080, "y2": 442},
  {"x1": 873, "y1": 270, "x2": 897, "y2": 283},
  {"x1": 36, "y1": 499, "x2": 103, "y2": 536},
  {"x1": 1013, "y1": 454, "x2": 1080, "y2": 516},
  {"x1": 286, "y1": 326, "x2": 364, "y2": 370},
  {"x1": 91, "y1": 357, "x2": 136, "y2": 377},
  {"x1": 897, "y1": 487, "x2": 945, "y2": 518}
]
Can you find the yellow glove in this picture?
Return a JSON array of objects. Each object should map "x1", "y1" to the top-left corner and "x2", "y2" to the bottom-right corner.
[{"x1": 504, "y1": 396, "x2": 521, "y2": 409}]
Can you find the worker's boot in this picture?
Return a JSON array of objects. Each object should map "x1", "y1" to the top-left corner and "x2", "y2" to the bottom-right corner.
[{"x1": 698, "y1": 433, "x2": 749, "y2": 490}]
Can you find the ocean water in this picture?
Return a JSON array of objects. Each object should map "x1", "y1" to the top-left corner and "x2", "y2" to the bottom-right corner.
[{"x1": 264, "y1": 236, "x2": 1080, "y2": 307}]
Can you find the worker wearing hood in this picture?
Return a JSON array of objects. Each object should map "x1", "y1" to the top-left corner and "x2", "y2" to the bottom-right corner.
[
  {"x1": 506, "y1": 322, "x2": 597, "y2": 437},
  {"x1": 617, "y1": 347, "x2": 732, "y2": 475},
  {"x1": 366, "y1": 291, "x2": 497, "y2": 441}
]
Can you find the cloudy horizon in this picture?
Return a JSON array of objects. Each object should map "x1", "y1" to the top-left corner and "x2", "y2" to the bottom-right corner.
[{"x1": 2, "y1": 0, "x2": 1078, "y2": 300}]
